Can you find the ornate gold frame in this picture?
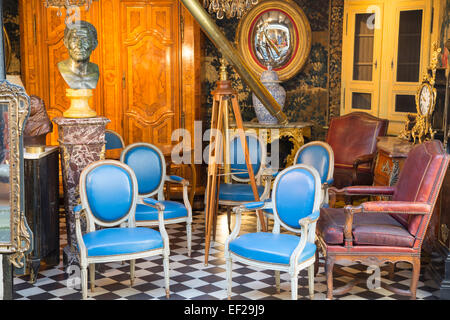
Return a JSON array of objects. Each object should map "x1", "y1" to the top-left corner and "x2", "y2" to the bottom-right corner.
[
  {"x1": 235, "y1": 0, "x2": 312, "y2": 81},
  {"x1": 0, "y1": 80, "x2": 31, "y2": 268}
]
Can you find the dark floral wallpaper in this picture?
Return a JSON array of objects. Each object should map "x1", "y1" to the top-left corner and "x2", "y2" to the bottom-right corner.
[
  {"x1": 3, "y1": 0, "x2": 20, "y2": 75},
  {"x1": 201, "y1": 0, "x2": 331, "y2": 140}
]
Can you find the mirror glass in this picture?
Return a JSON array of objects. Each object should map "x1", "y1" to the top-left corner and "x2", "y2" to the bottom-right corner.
[
  {"x1": 0, "y1": 102, "x2": 10, "y2": 243},
  {"x1": 250, "y1": 10, "x2": 295, "y2": 69}
]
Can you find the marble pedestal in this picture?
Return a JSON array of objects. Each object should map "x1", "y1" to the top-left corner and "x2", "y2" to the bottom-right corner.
[{"x1": 53, "y1": 117, "x2": 110, "y2": 269}]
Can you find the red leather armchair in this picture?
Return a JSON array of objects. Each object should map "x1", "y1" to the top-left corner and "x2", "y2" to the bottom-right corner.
[
  {"x1": 326, "y1": 112, "x2": 388, "y2": 189},
  {"x1": 317, "y1": 140, "x2": 449, "y2": 299}
]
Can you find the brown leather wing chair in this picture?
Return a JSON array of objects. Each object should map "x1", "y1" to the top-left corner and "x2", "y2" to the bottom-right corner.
[
  {"x1": 326, "y1": 112, "x2": 389, "y2": 189},
  {"x1": 317, "y1": 140, "x2": 449, "y2": 300}
]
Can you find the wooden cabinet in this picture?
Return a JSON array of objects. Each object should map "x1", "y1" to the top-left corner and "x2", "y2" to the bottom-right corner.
[
  {"x1": 19, "y1": 0, "x2": 201, "y2": 147},
  {"x1": 341, "y1": 0, "x2": 443, "y2": 135}
]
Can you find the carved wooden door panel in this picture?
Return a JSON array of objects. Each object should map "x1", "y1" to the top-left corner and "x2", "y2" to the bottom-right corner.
[{"x1": 120, "y1": 0, "x2": 181, "y2": 145}]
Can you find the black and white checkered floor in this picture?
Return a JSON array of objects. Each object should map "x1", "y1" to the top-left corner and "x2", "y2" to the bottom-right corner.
[{"x1": 13, "y1": 209, "x2": 441, "y2": 300}]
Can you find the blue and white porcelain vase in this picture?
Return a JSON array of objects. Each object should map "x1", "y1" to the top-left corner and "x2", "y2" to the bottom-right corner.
[{"x1": 252, "y1": 66, "x2": 286, "y2": 125}]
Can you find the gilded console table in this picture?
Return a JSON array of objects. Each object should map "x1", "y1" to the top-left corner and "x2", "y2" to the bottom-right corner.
[{"x1": 229, "y1": 121, "x2": 313, "y2": 166}]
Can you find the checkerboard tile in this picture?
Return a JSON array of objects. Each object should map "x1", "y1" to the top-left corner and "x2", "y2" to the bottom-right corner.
[{"x1": 13, "y1": 209, "x2": 441, "y2": 300}]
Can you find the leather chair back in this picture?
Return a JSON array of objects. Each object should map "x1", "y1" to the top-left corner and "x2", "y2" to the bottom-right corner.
[
  {"x1": 294, "y1": 141, "x2": 334, "y2": 185},
  {"x1": 121, "y1": 143, "x2": 166, "y2": 198},
  {"x1": 391, "y1": 140, "x2": 449, "y2": 239},
  {"x1": 326, "y1": 112, "x2": 388, "y2": 170},
  {"x1": 229, "y1": 133, "x2": 265, "y2": 182}
]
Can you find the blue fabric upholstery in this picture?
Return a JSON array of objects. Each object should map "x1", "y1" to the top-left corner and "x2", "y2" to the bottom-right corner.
[
  {"x1": 296, "y1": 145, "x2": 330, "y2": 184},
  {"x1": 136, "y1": 200, "x2": 188, "y2": 221},
  {"x1": 83, "y1": 227, "x2": 163, "y2": 257},
  {"x1": 219, "y1": 183, "x2": 265, "y2": 202},
  {"x1": 105, "y1": 131, "x2": 124, "y2": 150},
  {"x1": 243, "y1": 201, "x2": 265, "y2": 209},
  {"x1": 229, "y1": 232, "x2": 316, "y2": 265},
  {"x1": 275, "y1": 168, "x2": 316, "y2": 229},
  {"x1": 229, "y1": 135, "x2": 262, "y2": 180},
  {"x1": 168, "y1": 175, "x2": 184, "y2": 182},
  {"x1": 85, "y1": 165, "x2": 133, "y2": 222},
  {"x1": 123, "y1": 145, "x2": 163, "y2": 195}
]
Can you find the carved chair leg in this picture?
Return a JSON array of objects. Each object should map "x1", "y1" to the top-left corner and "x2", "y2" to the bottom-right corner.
[
  {"x1": 410, "y1": 258, "x2": 421, "y2": 300},
  {"x1": 308, "y1": 264, "x2": 315, "y2": 300},
  {"x1": 226, "y1": 257, "x2": 233, "y2": 300},
  {"x1": 89, "y1": 263, "x2": 95, "y2": 292},
  {"x1": 227, "y1": 206, "x2": 232, "y2": 233},
  {"x1": 130, "y1": 259, "x2": 135, "y2": 287},
  {"x1": 275, "y1": 270, "x2": 281, "y2": 294},
  {"x1": 325, "y1": 256, "x2": 335, "y2": 300},
  {"x1": 314, "y1": 249, "x2": 320, "y2": 276},
  {"x1": 388, "y1": 262, "x2": 396, "y2": 280},
  {"x1": 81, "y1": 266, "x2": 88, "y2": 300},
  {"x1": 290, "y1": 272, "x2": 299, "y2": 300}
]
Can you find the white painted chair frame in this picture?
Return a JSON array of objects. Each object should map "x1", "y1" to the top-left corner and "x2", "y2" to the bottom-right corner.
[
  {"x1": 224, "y1": 164, "x2": 322, "y2": 300},
  {"x1": 75, "y1": 160, "x2": 171, "y2": 300},
  {"x1": 120, "y1": 142, "x2": 193, "y2": 256}
]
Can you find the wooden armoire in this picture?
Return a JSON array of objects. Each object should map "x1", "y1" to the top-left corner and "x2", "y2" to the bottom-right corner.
[{"x1": 19, "y1": 0, "x2": 202, "y2": 147}]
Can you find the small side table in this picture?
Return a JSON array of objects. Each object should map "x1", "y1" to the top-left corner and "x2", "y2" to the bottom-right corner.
[{"x1": 24, "y1": 146, "x2": 60, "y2": 282}]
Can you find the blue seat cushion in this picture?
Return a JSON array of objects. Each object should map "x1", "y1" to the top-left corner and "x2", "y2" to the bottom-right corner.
[
  {"x1": 229, "y1": 232, "x2": 316, "y2": 265},
  {"x1": 219, "y1": 184, "x2": 265, "y2": 202},
  {"x1": 83, "y1": 227, "x2": 163, "y2": 257},
  {"x1": 136, "y1": 200, "x2": 188, "y2": 221}
]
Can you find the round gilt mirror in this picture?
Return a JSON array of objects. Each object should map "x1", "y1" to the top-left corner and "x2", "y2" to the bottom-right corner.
[{"x1": 236, "y1": 0, "x2": 311, "y2": 81}]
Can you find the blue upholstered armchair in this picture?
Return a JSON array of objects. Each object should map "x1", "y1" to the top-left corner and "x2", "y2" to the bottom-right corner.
[
  {"x1": 225, "y1": 164, "x2": 322, "y2": 300},
  {"x1": 217, "y1": 133, "x2": 273, "y2": 234},
  {"x1": 258, "y1": 141, "x2": 334, "y2": 232},
  {"x1": 75, "y1": 160, "x2": 170, "y2": 300},
  {"x1": 120, "y1": 143, "x2": 193, "y2": 256}
]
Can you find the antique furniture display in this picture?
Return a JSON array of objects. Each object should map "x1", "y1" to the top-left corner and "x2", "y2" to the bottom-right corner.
[
  {"x1": 225, "y1": 164, "x2": 322, "y2": 300},
  {"x1": 120, "y1": 143, "x2": 192, "y2": 256},
  {"x1": 75, "y1": 160, "x2": 170, "y2": 300},
  {"x1": 24, "y1": 146, "x2": 59, "y2": 283},
  {"x1": 20, "y1": 0, "x2": 202, "y2": 146},
  {"x1": 235, "y1": 0, "x2": 312, "y2": 81},
  {"x1": 326, "y1": 112, "x2": 388, "y2": 189},
  {"x1": 0, "y1": 80, "x2": 31, "y2": 269},
  {"x1": 229, "y1": 121, "x2": 312, "y2": 167},
  {"x1": 341, "y1": 0, "x2": 438, "y2": 135},
  {"x1": 258, "y1": 141, "x2": 334, "y2": 232},
  {"x1": 398, "y1": 44, "x2": 441, "y2": 144},
  {"x1": 317, "y1": 140, "x2": 449, "y2": 300},
  {"x1": 373, "y1": 136, "x2": 414, "y2": 187},
  {"x1": 53, "y1": 116, "x2": 110, "y2": 267},
  {"x1": 218, "y1": 133, "x2": 272, "y2": 234}
]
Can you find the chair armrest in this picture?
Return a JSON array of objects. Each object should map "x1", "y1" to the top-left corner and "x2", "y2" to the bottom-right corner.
[
  {"x1": 362, "y1": 201, "x2": 431, "y2": 215},
  {"x1": 142, "y1": 198, "x2": 166, "y2": 211},
  {"x1": 352, "y1": 153, "x2": 375, "y2": 184},
  {"x1": 329, "y1": 185, "x2": 396, "y2": 197},
  {"x1": 165, "y1": 175, "x2": 189, "y2": 186},
  {"x1": 242, "y1": 201, "x2": 266, "y2": 210}
]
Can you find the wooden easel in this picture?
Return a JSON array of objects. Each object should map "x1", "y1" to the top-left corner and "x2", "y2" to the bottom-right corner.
[{"x1": 204, "y1": 62, "x2": 267, "y2": 265}]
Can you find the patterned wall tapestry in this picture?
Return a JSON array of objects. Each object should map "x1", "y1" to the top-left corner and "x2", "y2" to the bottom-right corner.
[
  {"x1": 201, "y1": 0, "x2": 331, "y2": 140},
  {"x1": 3, "y1": 0, "x2": 20, "y2": 75}
]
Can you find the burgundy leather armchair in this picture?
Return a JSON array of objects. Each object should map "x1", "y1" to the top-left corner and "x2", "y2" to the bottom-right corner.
[
  {"x1": 326, "y1": 112, "x2": 388, "y2": 189},
  {"x1": 317, "y1": 140, "x2": 449, "y2": 299}
]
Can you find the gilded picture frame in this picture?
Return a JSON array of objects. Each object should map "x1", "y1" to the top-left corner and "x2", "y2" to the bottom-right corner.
[
  {"x1": 0, "y1": 80, "x2": 31, "y2": 268},
  {"x1": 235, "y1": 0, "x2": 312, "y2": 82}
]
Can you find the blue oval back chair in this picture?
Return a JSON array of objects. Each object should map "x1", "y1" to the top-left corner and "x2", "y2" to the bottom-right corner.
[
  {"x1": 225, "y1": 164, "x2": 322, "y2": 300},
  {"x1": 258, "y1": 141, "x2": 334, "y2": 232},
  {"x1": 76, "y1": 160, "x2": 170, "y2": 299},
  {"x1": 120, "y1": 142, "x2": 193, "y2": 256},
  {"x1": 105, "y1": 129, "x2": 125, "y2": 150},
  {"x1": 217, "y1": 133, "x2": 273, "y2": 234}
]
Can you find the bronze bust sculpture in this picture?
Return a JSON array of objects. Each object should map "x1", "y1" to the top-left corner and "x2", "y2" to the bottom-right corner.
[
  {"x1": 57, "y1": 21, "x2": 99, "y2": 90},
  {"x1": 23, "y1": 95, "x2": 53, "y2": 146}
]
